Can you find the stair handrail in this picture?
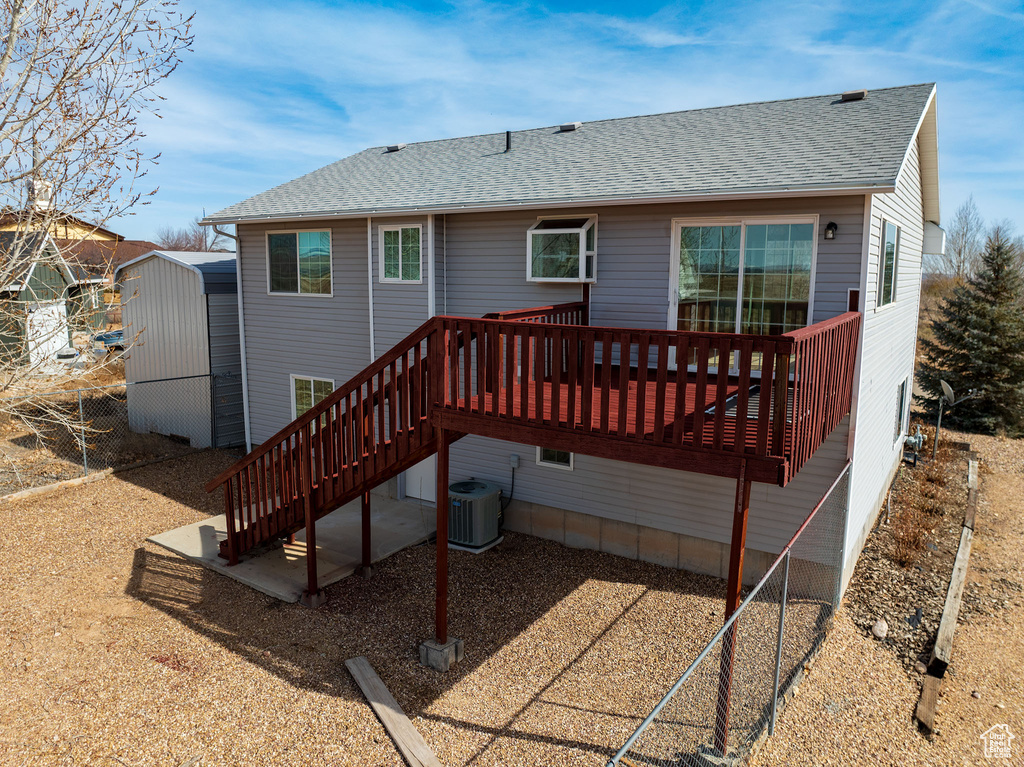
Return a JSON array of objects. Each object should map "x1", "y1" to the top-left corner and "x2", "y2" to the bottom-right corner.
[
  {"x1": 204, "y1": 317, "x2": 441, "y2": 493},
  {"x1": 482, "y1": 300, "x2": 588, "y2": 324}
]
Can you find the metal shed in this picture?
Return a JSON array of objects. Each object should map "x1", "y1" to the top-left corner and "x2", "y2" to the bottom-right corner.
[{"x1": 115, "y1": 250, "x2": 244, "y2": 448}]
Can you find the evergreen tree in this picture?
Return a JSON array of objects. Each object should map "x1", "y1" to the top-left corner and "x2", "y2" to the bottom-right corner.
[{"x1": 917, "y1": 230, "x2": 1024, "y2": 435}]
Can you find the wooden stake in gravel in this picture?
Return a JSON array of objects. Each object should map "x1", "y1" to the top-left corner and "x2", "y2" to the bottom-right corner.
[{"x1": 345, "y1": 656, "x2": 442, "y2": 767}]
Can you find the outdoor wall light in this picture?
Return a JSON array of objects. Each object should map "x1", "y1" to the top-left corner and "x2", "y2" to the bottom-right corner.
[{"x1": 824, "y1": 222, "x2": 838, "y2": 240}]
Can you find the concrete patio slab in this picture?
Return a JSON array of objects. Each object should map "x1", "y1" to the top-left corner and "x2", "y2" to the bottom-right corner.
[{"x1": 147, "y1": 495, "x2": 437, "y2": 603}]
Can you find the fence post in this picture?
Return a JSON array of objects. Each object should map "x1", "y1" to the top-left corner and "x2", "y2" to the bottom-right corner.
[
  {"x1": 833, "y1": 467, "x2": 851, "y2": 610},
  {"x1": 768, "y1": 549, "x2": 791, "y2": 736},
  {"x1": 77, "y1": 391, "x2": 88, "y2": 476}
]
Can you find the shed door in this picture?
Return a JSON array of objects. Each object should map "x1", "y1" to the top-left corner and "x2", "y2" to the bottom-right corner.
[{"x1": 26, "y1": 301, "x2": 69, "y2": 373}]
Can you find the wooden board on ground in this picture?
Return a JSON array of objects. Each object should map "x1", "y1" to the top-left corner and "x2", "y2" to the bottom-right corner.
[
  {"x1": 345, "y1": 656, "x2": 442, "y2": 767},
  {"x1": 915, "y1": 674, "x2": 941, "y2": 733},
  {"x1": 929, "y1": 526, "x2": 973, "y2": 678}
]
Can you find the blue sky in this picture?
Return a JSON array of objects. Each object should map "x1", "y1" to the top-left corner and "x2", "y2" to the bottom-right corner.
[{"x1": 114, "y1": 0, "x2": 1024, "y2": 241}]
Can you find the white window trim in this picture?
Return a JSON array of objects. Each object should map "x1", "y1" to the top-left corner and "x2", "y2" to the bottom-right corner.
[
  {"x1": 894, "y1": 377, "x2": 909, "y2": 444},
  {"x1": 536, "y1": 446, "x2": 574, "y2": 471},
  {"x1": 666, "y1": 215, "x2": 819, "y2": 334},
  {"x1": 378, "y1": 224, "x2": 424, "y2": 284},
  {"x1": 266, "y1": 229, "x2": 334, "y2": 298},
  {"x1": 875, "y1": 218, "x2": 901, "y2": 311},
  {"x1": 526, "y1": 214, "x2": 598, "y2": 283},
  {"x1": 290, "y1": 373, "x2": 335, "y2": 420}
]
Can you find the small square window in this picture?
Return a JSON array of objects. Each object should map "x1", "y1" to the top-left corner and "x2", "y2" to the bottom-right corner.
[
  {"x1": 292, "y1": 375, "x2": 334, "y2": 419},
  {"x1": 878, "y1": 220, "x2": 900, "y2": 307},
  {"x1": 268, "y1": 230, "x2": 331, "y2": 295},
  {"x1": 380, "y1": 225, "x2": 422, "y2": 283},
  {"x1": 537, "y1": 447, "x2": 573, "y2": 470},
  {"x1": 527, "y1": 217, "x2": 597, "y2": 283}
]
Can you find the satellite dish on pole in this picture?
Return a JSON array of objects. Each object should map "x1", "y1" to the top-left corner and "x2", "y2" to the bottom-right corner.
[{"x1": 940, "y1": 380, "x2": 955, "y2": 405}]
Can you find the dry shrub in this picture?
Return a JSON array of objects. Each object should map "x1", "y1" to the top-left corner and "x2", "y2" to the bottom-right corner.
[{"x1": 891, "y1": 507, "x2": 930, "y2": 567}]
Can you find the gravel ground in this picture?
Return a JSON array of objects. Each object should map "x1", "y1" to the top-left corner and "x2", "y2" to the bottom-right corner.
[
  {"x1": 750, "y1": 431, "x2": 1024, "y2": 766},
  {"x1": 843, "y1": 442, "x2": 969, "y2": 673},
  {"x1": 0, "y1": 451, "x2": 732, "y2": 766}
]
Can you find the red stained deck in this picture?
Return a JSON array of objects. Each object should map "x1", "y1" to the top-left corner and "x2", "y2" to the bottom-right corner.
[{"x1": 207, "y1": 302, "x2": 860, "y2": 564}]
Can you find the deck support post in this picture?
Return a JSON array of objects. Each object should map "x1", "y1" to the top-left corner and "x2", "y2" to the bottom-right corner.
[
  {"x1": 419, "y1": 428, "x2": 464, "y2": 672},
  {"x1": 714, "y1": 460, "x2": 751, "y2": 757},
  {"x1": 361, "y1": 491, "x2": 373, "y2": 578},
  {"x1": 299, "y1": 427, "x2": 325, "y2": 608},
  {"x1": 435, "y1": 428, "x2": 451, "y2": 643}
]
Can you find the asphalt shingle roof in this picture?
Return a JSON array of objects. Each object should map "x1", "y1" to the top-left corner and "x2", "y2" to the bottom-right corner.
[{"x1": 207, "y1": 84, "x2": 935, "y2": 223}]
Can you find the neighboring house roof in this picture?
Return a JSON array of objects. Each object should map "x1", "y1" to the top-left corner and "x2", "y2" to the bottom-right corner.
[
  {"x1": 56, "y1": 238, "x2": 161, "y2": 277},
  {"x1": 115, "y1": 250, "x2": 238, "y2": 294},
  {"x1": 0, "y1": 230, "x2": 78, "y2": 292},
  {"x1": 0, "y1": 211, "x2": 121, "y2": 241},
  {"x1": 205, "y1": 83, "x2": 938, "y2": 226}
]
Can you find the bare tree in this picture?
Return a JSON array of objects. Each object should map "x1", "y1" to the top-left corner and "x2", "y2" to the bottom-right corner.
[
  {"x1": 939, "y1": 195, "x2": 985, "y2": 280},
  {"x1": 155, "y1": 216, "x2": 230, "y2": 251},
  {"x1": 0, "y1": 0, "x2": 192, "y2": 480}
]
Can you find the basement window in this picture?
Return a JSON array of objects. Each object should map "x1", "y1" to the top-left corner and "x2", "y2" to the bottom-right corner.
[
  {"x1": 527, "y1": 217, "x2": 597, "y2": 283},
  {"x1": 537, "y1": 447, "x2": 573, "y2": 470},
  {"x1": 894, "y1": 378, "x2": 908, "y2": 443},
  {"x1": 292, "y1": 375, "x2": 334, "y2": 419}
]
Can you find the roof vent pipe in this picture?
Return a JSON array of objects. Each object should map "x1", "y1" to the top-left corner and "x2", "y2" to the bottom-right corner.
[
  {"x1": 840, "y1": 89, "x2": 867, "y2": 102},
  {"x1": 505, "y1": 131, "x2": 511, "y2": 153}
]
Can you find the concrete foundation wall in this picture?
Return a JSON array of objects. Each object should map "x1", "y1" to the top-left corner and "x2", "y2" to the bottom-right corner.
[{"x1": 502, "y1": 498, "x2": 776, "y2": 586}]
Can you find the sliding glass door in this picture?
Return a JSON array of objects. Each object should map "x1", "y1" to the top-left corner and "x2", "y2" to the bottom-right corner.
[{"x1": 674, "y1": 219, "x2": 815, "y2": 371}]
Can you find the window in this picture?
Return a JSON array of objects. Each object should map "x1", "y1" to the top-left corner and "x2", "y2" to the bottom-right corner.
[
  {"x1": 268, "y1": 230, "x2": 331, "y2": 295},
  {"x1": 527, "y1": 217, "x2": 597, "y2": 282},
  {"x1": 676, "y1": 220, "x2": 814, "y2": 336},
  {"x1": 379, "y1": 225, "x2": 422, "y2": 283},
  {"x1": 292, "y1": 375, "x2": 334, "y2": 419},
  {"x1": 878, "y1": 220, "x2": 900, "y2": 307},
  {"x1": 536, "y1": 447, "x2": 573, "y2": 470},
  {"x1": 894, "y1": 378, "x2": 908, "y2": 442}
]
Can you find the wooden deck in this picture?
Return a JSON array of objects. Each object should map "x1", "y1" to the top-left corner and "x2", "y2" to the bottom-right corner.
[{"x1": 206, "y1": 302, "x2": 861, "y2": 566}]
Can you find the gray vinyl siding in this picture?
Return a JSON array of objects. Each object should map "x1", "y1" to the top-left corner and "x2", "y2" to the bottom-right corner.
[
  {"x1": 449, "y1": 421, "x2": 849, "y2": 557},
  {"x1": 370, "y1": 217, "x2": 431, "y2": 351},
  {"x1": 121, "y1": 257, "x2": 213, "y2": 447},
  {"x1": 239, "y1": 219, "x2": 371, "y2": 444},
  {"x1": 844, "y1": 136, "x2": 925, "y2": 583},
  {"x1": 440, "y1": 211, "x2": 582, "y2": 317},
  {"x1": 208, "y1": 293, "x2": 245, "y2": 447}
]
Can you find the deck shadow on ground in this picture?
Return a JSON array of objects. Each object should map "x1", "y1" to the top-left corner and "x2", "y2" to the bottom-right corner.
[{"x1": 125, "y1": 532, "x2": 728, "y2": 762}]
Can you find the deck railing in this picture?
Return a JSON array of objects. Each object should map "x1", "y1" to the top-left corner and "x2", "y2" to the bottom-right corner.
[
  {"x1": 784, "y1": 312, "x2": 861, "y2": 478},
  {"x1": 434, "y1": 312, "x2": 860, "y2": 479},
  {"x1": 482, "y1": 300, "x2": 589, "y2": 325}
]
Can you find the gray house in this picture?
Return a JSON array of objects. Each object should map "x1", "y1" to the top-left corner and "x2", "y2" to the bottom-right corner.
[
  {"x1": 202, "y1": 84, "x2": 941, "y2": 606},
  {"x1": 115, "y1": 250, "x2": 244, "y2": 448}
]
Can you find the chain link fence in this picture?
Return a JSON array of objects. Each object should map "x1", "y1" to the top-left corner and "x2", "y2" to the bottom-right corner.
[
  {"x1": 608, "y1": 463, "x2": 851, "y2": 767},
  {"x1": 0, "y1": 373, "x2": 244, "y2": 495}
]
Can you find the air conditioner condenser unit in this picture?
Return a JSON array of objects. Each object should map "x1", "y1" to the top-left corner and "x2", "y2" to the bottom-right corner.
[{"x1": 448, "y1": 480, "x2": 502, "y2": 551}]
